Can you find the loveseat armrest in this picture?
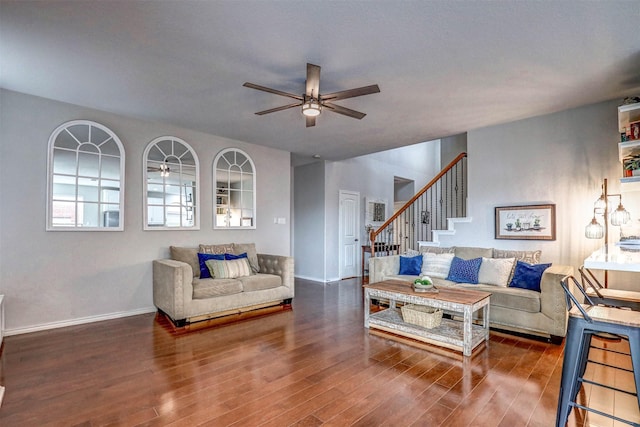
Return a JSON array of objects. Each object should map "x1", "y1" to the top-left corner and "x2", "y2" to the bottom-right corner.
[
  {"x1": 258, "y1": 254, "x2": 294, "y2": 294},
  {"x1": 540, "y1": 264, "x2": 574, "y2": 336},
  {"x1": 153, "y1": 259, "x2": 194, "y2": 322},
  {"x1": 369, "y1": 255, "x2": 400, "y2": 284}
]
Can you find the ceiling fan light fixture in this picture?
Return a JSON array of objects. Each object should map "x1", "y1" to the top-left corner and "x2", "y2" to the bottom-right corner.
[{"x1": 302, "y1": 99, "x2": 321, "y2": 117}]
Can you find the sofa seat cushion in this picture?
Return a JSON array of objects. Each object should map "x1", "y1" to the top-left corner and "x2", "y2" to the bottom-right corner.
[
  {"x1": 238, "y1": 273, "x2": 282, "y2": 292},
  {"x1": 192, "y1": 277, "x2": 243, "y2": 299},
  {"x1": 463, "y1": 284, "x2": 541, "y2": 313}
]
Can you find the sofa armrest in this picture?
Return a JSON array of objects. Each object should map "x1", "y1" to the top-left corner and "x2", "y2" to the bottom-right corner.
[
  {"x1": 153, "y1": 259, "x2": 193, "y2": 321},
  {"x1": 369, "y1": 255, "x2": 400, "y2": 283},
  {"x1": 258, "y1": 254, "x2": 294, "y2": 294},
  {"x1": 539, "y1": 264, "x2": 574, "y2": 335}
]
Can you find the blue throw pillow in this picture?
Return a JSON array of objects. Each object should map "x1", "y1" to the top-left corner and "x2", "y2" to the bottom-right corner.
[
  {"x1": 446, "y1": 256, "x2": 482, "y2": 284},
  {"x1": 225, "y1": 252, "x2": 248, "y2": 260},
  {"x1": 399, "y1": 255, "x2": 423, "y2": 275},
  {"x1": 197, "y1": 253, "x2": 225, "y2": 278},
  {"x1": 509, "y1": 261, "x2": 552, "y2": 292}
]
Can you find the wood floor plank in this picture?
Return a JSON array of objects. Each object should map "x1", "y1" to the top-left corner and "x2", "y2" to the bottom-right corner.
[{"x1": 0, "y1": 277, "x2": 638, "y2": 426}]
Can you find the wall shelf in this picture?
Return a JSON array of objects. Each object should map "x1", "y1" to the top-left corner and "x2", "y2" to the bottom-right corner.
[{"x1": 618, "y1": 102, "x2": 640, "y2": 133}]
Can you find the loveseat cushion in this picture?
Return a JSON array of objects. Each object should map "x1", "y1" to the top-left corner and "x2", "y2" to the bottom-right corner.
[
  {"x1": 192, "y1": 277, "x2": 243, "y2": 299},
  {"x1": 239, "y1": 273, "x2": 282, "y2": 292},
  {"x1": 493, "y1": 249, "x2": 542, "y2": 282},
  {"x1": 170, "y1": 246, "x2": 200, "y2": 278},
  {"x1": 199, "y1": 243, "x2": 235, "y2": 255}
]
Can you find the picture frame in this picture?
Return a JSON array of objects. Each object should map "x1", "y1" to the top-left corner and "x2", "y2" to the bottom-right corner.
[{"x1": 495, "y1": 204, "x2": 556, "y2": 240}]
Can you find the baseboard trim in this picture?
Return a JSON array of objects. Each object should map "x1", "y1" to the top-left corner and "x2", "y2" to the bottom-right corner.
[{"x1": 4, "y1": 306, "x2": 157, "y2": 336}]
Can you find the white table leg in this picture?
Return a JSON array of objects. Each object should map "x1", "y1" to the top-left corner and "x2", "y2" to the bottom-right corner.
[
  {"x1": 364, "y1": 288, "x2": 370, "y2": 328},
  {"x1": 484, "y1": 303, "x2": 490, "y2": 341},
  {"x1": 463, "y1": 305, "x2": 472, "y2": 356}
]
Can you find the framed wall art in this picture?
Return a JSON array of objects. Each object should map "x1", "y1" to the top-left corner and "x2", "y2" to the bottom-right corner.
[{"x1": 495, "y1": 204, "x2": 556, "y2": 240}]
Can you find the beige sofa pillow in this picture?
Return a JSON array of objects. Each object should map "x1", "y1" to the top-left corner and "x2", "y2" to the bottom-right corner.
[
  {"x1": 170, "y1": 246, "x2": 199, "y2": 277},
  {"x1": 478, "y1": 257, "x2": 515, "y2": 286},
  {"x1": 493, "y1": 249, "x2": 542, "y2": 282}
]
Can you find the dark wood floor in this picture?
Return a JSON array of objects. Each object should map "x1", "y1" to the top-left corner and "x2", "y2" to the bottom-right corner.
[{"x1": 0, "y1": 278, "x2": 638, "y2": 426}]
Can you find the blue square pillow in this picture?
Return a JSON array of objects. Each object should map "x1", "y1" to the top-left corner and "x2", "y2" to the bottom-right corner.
[
  {"x1": 197, "y1": 253, "x2": 225, "y2": 278},
  {"x1": 399, "y1": 255, "x2": 423, "y2": 275},
  {"x1": 446, "y1": 256, "x2": 482, "y2": 284},
  {"x1": 509, "y1": 261, "x2": 552, "y2": 292},
  {"x1": 225, "y1": 252, "x2": 248, "y2": 260}
]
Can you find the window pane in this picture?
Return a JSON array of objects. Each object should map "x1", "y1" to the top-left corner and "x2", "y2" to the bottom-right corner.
[
  {"x1": 78, "y1": 143, "x2": 99, "y2": 154},
  {"x1": 78, "y1": 177, "x2": 99, "y2": 202},
  {"x1": 181, "y1": 150, "x2": 195, "y2": 166},
  {"x1": 241, "y1": 173, "x2": 253, "y2": 191},
  {"x1": 147, "y1": 206, "x2": 164, "y2": 226},
  {"x1": 53, "y1": 149, "x2": 77, "y2": 175},
  {"x1": 78, "y1": 152, "x2": 100, "y2": 177},
  {"x1": 67, "y1": 124, "x2": 89, "y2": 144},
  {"x1": 78, "y1": 202, "x2": 99, "y2": 227},
  {"x1": 51, "y1": 200, "x2": 77, "y2": 226},
  {"x1": 91, "y1": 126, "x2": 110, "y2": 146},
  {"x1": 101, "y1": 156, "x2": 120, "y2": 180},
  {"x1": 52, "y1": 174, "x2": 76, "y2": 198},
  {"x1": 101, "y1": 206, "x2": 120, "y2": 227},
  {"x1": 156, "y1": 139, "x2": 173, "y2": 156},
  {"x1": 55, "y1": 131, "x2": 79, "y2": 150}
]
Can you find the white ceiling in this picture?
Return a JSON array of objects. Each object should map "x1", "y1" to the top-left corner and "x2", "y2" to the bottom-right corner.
[{"x1": 2, "y1": 1, "x2": 639, "y2": 165}]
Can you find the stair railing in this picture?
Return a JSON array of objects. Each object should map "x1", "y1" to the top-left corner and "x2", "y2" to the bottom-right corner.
[{"x1": 368, "y1": 152, "x2": 467, "y2": 257}]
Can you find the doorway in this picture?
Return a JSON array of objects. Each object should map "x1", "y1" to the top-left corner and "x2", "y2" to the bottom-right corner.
[{"x1": 339, "y1": 190, "x2": 360, "y2": 279}]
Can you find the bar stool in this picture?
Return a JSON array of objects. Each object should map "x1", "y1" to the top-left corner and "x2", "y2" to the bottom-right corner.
[
  {"x1": 579, "y1": 266, "x2": 640, "y2": 311},
  {"x1": 556, "y1": 275, "x2": 640, "y2": 427}
]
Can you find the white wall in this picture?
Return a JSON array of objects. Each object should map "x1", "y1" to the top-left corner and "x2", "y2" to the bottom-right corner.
[
  {"x1": 0, "y1": 90, "x2": 291, "y2": 333},
  {"x1": 434, "y1": 99, "x2": 639, "y2": 288}
]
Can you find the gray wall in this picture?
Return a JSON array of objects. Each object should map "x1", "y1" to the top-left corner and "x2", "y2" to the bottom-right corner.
[
  {"x1": 433, "y1": 99, "x2": 639, "y2": 288},
  {"x1": 293, "y1": 161, "x2": 326, "y2": 280},
  {"x1": 0, "y1": 90, "x2": 291, "y2": 333},
  {"x1": 440, "y1": 133, "x2": 467, "y2": 167}
]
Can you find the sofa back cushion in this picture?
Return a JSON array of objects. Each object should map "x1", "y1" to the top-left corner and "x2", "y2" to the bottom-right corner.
[
  {"x1": 446, "y1": 256, "x2": 482, "y2": 284},
  {"x1": 419, "y1": 246, "x2": 455, "y2": 254},
  {"x1": 199, "y1": 243, "x2": 235, "y2": 255},
  {"x1": 232, "y1": 243, "x2": 260, "y2": 273},
  {"x1": 170, "y1": 246, "x2": 200, "y2": 278},
  {"x1": 454, "y1": 247, "x2": 493, "y2": 260}
]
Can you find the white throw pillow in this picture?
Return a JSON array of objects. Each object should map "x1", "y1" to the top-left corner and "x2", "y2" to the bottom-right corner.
[
  {"x1": 421, "y1": 253, "x2": 454, "y2": 278},
  {"x1": 478, "y1": 257, "x2": 515, "y2": 286}
]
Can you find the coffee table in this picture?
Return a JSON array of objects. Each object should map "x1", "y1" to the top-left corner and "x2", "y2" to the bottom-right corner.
[{"x1": 364, "y1": 280, "x2": 491, "y2": 356}]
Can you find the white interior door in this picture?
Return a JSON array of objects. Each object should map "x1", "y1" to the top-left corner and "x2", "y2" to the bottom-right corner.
[{"x1": 339, "y1": 190, "x2": 360, "y2": 279}]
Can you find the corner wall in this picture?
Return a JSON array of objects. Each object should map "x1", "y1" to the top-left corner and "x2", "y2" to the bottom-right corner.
[{"x1": 0, "y1": 90, "x2": 291, "y2": 333}]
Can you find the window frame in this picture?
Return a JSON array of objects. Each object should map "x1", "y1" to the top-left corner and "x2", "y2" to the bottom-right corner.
[
  {"x1": 213, "y1": 148, "x2": 256, "y2": 230},
  {"x1": 46, "y1": 120, "x2": 125, "y2": 231},
  {"x1": 143, "y1": 136, "x2": 200, "y2": 231}
]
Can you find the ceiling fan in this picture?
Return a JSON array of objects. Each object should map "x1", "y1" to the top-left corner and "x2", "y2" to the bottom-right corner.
[{"x1": 243, "y1": 63, "x2": 380, "y2": 127}]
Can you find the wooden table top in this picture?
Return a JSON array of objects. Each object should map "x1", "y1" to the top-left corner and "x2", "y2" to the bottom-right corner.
[{"x1": 364, "y1": 279, "x2": 491, "y2": 305}]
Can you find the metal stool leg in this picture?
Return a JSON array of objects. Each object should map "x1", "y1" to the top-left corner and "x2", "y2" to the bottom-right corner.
[{"x1": 556, "y1": 316, "x2": 590, "y2": 427}]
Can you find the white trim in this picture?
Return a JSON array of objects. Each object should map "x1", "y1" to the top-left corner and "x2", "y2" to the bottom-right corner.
[
  {"x1": 3, "y1": 306, "x2": 157, "y2": 336},
  {"x1": 419, "y1": 216, "x2": 473, "y2": 246}
]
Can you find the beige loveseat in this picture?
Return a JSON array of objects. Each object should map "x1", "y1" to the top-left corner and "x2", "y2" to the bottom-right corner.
[
  {"x1": 153, "y1": 243, "x2": 294, "y2": 327},
  {"x1": 369, "y1": 246, "x2": 573, "y2": 342}
]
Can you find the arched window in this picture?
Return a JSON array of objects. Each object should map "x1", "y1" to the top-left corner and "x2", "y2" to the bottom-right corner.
[
  {"x1": 214, "y1": 148, "x2": 256, "y2": 229},
  {"x1": 143, "y1": 136, "x2": 199, "y2": 230},
  {"x1": 47, "y1": 120, "x2": 125, "y2": 231}
]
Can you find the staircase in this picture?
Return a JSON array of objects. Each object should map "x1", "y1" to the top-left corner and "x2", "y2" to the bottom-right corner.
[{"x1": 369, "y1": 152, "x2": 467, "y2": 255}]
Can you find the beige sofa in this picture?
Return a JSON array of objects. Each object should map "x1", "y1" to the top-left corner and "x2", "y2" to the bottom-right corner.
[
  {"x1": 153, "y1": 243, "x2": 294, "y2": 326},
  {"x1": 369, "y1": 246, "x2": 573, "y2": 342}
]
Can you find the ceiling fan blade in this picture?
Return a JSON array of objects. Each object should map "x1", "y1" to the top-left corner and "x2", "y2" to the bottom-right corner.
[
  {"x1": 306, "y1": 116, "x2": 316, "y2": 127},
  {"x1": 322, "y1": 103, "x2": 366, "y2": 120},
  {"x1": 243, "y1": 82, "x2": 303, "y2": 101},
  {"x1": 321, "y1": 84, "x2": 380, "y2": 102},
  {"x1": 306, "y1": 63, "x2": 320, "y2": 97},
  {"x1": 255, "y1": 102, "x2": 303, "y2": 115}
]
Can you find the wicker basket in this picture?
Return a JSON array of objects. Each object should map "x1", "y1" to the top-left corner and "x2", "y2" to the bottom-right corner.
[{"x1": 401, "y1": 304, "x2": 443, "y2": 329}]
